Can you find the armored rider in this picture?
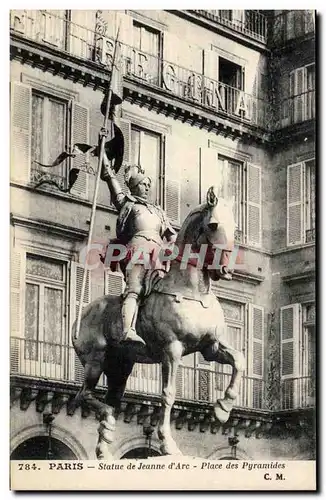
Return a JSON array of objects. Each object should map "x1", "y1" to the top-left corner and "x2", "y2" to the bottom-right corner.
[
  {"x1": 101, "y1": 154, "x2": 177, "y2": 344},
  {"x1": 101, "y1": 154, "x2": 233, "y2": 345}
]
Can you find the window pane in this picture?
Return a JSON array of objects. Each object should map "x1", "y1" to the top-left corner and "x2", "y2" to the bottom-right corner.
[
  {"x1": 31, "y1": 94, "x2": 44, "y2": 164},
  {"x1": 217, "y1": 157, "x2": 242, "y2": 229},
  {"x1": 25, "y1": 283, "x2": 39, "y2": 361},
  {"x1": 26, "y1": 255, "x2": 64, "y2": 281},
  {"x1": 142, "y1": 27, "x2": 159, "y2": 56},
  {"x1": 48, "y1": 99, "x2": 65, "y2": 161},
  {"x1": 43, "y1": 287, "x2": 63, "y2": 364},
  {"x1": 48, "y1": 99, "x2": 66, "y2": 177}
]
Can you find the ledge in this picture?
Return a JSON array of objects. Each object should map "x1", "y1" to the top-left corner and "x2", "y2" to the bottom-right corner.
[
  {"x1": 232, "y1": 269, "x2": 265, "y2": 285},
  {"x1": 10, "y1": 213, "x2": 89, "y2": 241},
  {"x1": 282, "y1": 269, "x2": 315, "y2": 285},
  {"x1": 10, "y1": 375, "x2": 314, "y2": 439}
]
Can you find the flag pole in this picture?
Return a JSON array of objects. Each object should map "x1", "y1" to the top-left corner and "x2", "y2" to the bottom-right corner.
[{"x1": 74, "y1": 24, "x2": 121, "y2": 340}]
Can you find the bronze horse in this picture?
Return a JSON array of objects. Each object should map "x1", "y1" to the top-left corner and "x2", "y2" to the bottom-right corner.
[{"x1": 72, "y1": 187, "x2": 245, "y2": 459}]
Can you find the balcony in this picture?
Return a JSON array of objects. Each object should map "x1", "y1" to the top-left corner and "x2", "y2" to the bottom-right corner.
[
  {"x1": 276, "y1": 90, "x2": 315, "y2": 129},
  {"x1": 10, "y1": 10, "x2": 268, "y2": 130},
  {"x1": 271, "y1": 10, "x2": 315, "y2": 47},
  {"x1": 11, "y1": 336, "x2": 266, "y2": 410},
  {"x1": 190, "y1": 10, "x2": 267, "y2": 43}
]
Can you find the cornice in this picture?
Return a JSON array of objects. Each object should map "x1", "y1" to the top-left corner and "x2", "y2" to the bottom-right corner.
[
  {"x1": 10, "y1": 376, "x2": 315, "y2": 440},
  {"x1": 10, "y1": 213, "x2": 88, "y2": 241},
  {"x1": 282, "y1": 269, "x2": 315, "y2": 285}
]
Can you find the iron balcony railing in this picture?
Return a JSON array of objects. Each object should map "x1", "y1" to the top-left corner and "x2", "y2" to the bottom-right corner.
[
  {"x1": 191, "y1": 10, "x2": 267, "y2": 43},
  {"x1": 11, "y1": 337, "x2": 315, "y2": 411},
  {"x1": 11, "y1": 336, "x2": 266, "y2": 410},
  {"x1": 306, "y1": 228, "x2": 315, "y2": 243},
  {"x1": 10, "y1": 10, "x2": 268, "y2": 129},
  {"x1": 277, "y1": 90, "x2": 315, "y2": 128},
  {"x1": 271, "y1": 10, "x2": 315, "y2": 47},
  {"x1": 281, "y1": 376, "x2": 315, "y2": 410}
]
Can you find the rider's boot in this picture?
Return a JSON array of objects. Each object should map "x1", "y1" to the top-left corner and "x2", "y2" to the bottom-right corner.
[
  {"x1": 216, "y1": 265, "x2": 233, "y2": 281},
  {"x1": 217, "y1": 249, "x2": 233, "y2": 281},
  {"x1": 121, "y1": 293, "x2": 146, "y2": 345}
]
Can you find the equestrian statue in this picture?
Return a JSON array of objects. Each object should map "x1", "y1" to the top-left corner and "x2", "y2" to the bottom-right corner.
[{"x1": 72, "y1": 148, "x2": 244, "y2": 460}]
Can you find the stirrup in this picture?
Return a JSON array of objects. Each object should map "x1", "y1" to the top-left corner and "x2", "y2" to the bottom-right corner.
[{"x1": 122, "y1": 329, "x2": 146, "y2": 345}]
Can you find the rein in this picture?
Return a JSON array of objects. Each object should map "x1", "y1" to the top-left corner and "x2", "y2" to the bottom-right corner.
[{"x1": 173, "y1": 243, "x2": 216, "y2": 269}]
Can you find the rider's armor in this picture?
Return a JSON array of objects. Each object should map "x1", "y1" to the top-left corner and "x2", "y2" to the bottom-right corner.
[{"x1": 102, "y1": 163, "x2": 175, "y2": 344}]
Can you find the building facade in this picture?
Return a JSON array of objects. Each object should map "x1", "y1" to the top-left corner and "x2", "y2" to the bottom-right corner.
[{"x1": 10, "y1": 9, "x2": 316, "y2": 461}]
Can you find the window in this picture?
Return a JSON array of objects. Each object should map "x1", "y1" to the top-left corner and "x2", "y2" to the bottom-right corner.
[
  {"x1": 11, "y1": 80, "x2": 89, "y2": 197},
  {"x1": 217, "y1": 156, "x2": 244, "y2": 240},
  {"x1": 131, "y1": 126, "x2": 162, "y2": 205},
  {"x1": 281, "y1": 303, "x2": 315, "y2": 409},
  {"x1": 31, "y1": 91, "x2": 68, "y2": 182},
  {"x1": 285, "y1": 10, "x2": 315, "y2": 41},
  {"x1": 131, "y1": 21, "x2": 161, "y2": 85},
  {"x1": 200, "y1": 147, "x2": 262, "y2": 246},
  {"x1": 287, "y1": 159, "x2": 315, "y2": 245},
  {"x1": 218, "y1": 58, "x2": 245, "y2": 117},
  {"x1": 24, "y1": 254, "x2": 67, "y2": 377},
  {"x1": 289, "y1": 64, "x2": 315, "y2": 124}
]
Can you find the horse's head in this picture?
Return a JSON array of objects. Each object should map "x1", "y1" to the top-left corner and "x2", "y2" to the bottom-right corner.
[
  {"x1": 177, "y1": 186, "x2": 236, "y2": 248},
  {"x1": 202, "y1": 186, "x2": 236, "y2": 249}
]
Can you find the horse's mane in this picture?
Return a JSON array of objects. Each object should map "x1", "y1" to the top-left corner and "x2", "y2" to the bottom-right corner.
[{"x1": 176, "y1": 204, "x2": 207, "y2": 246}]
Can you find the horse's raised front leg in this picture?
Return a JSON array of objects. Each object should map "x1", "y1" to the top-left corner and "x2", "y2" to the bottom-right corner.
[
  {"x1": 158, "y1": 340, "x2": 183, "y2": 456},
  {"x1": 202, "y1": 339, "x2": 245, "y2": 424}
]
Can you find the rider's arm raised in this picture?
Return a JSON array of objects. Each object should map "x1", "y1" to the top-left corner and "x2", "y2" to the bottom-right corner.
[{"x1": 101, "y1": 151, "x2": 125, "y2": 210}]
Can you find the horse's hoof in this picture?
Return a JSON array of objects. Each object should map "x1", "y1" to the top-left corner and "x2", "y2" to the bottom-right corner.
[
  {"x1": 160, "y1": 442, "x2": 183, "y2": 456},
  {"x1": 96, "y1": 441, "x2": 113, "y2": 460},
  {"x1": 214, "y1": 401, "x2": 230, "y2": 424}
]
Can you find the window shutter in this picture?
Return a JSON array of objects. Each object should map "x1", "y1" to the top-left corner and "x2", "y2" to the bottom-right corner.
[
  {"x1": 248, "y1": 304, "x2": 264, "y2": 378},
  {"x1": 291, "y1": 67, "x2": 305, "y2": 123},
  {"x1": 246, "y1": 162, "x2": 262, "y2": 247},
  {"x1": 200, "y1": 147, "x2": 218, "y2": 203},
  {"x1": 69, "y1": 261, "x2": 91, "y2": 383},
  {"x1": 70, "y1": 102, "x2": 89, "y2": 199},
  {"x1": 204, "y1": 49, "x2": 218, "y2": 81},
  {"x1": 114, "y1": 118, "x2": 130, "y2": 198},
  {"x1": 104, "y1": 270, "x2": 125, "y2": 296},
  {"x1": 248, "y1": 304, "x2": 264, "y2": 408},
  {"x1": 10, "y1": 248, "x2": 26, "y2": 373},
  {"x1": 165, "y1": 134, "x2": 180, "y2": 225},
  {"x1": 10, "y1": 82, "x2": 32, "y2": 183},
  {"x1": 287, "y1": 162, "x2": 304, "y2": 246},
  {"x1": 280, "y1": 304, "x2": 301, "y2": 379}
]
